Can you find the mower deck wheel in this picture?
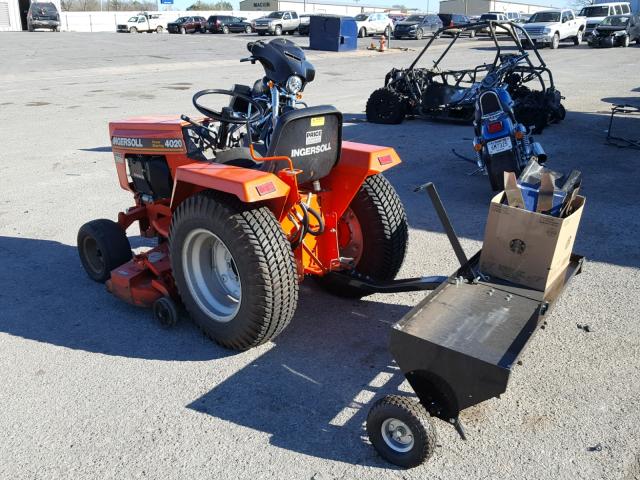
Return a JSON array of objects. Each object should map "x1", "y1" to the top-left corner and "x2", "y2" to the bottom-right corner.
[
  {"x1": 169, "y1": 191, "x2": 298, "y2": 351},
  {"x1": 367, "y1": 395, "x2": 437, "y2": 468},
  {"x1": 366, "y1": 88, "x2": 407, "y2": 124},
  {"x1": 316, "y1": 174, "x2": 408, "y2": 298},
  {"x1": 153, "y1": 297, "x2": 179, "y2": 328},
  {"x1": 77, "y1": 219, "x2": 132, "y2": 283}
]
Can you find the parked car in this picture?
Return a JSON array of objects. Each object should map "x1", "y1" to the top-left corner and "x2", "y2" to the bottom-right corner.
[
  {"x1": 588, "y1": 13, "x2": 640, "y2": 46},
  {"x1": 353, "y1": 12, "x2": 394, "y2": 38},
  {"x1": 520, "y1": 9, "x2": 587, "y2": 48},
  {"x1": 393, "y1": 14, "x2": 442, "y2": 39},
  {"x1": 298, "y1": 14, "x2": 311, "y2": 35},
  {"x1": 27, "y1": 2, "x2": 60, "y2": 32},
  {"x1": 579, "y1": 2, "x2": 631, "y2": 39},
  {"x1": 437, "y1": 13, "x2": 475, "y2": 37},
  {"x1": 167, "y1": 16, "x2": 207, "y2": 34},
  {"x1": 253, "y1": 11, "x2": 300, "y2": 36},
  {"x1": 117, "y1": 12, "x2": 164, "y2": 33},
  {"x1": 477, "y1": 12, "x2": 508, "y2": 34},
  {"x1": 207, "y1": 15, "x2": 252, "y2": 34}
]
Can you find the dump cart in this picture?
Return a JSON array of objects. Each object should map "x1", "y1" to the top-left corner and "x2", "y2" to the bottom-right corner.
[{"x1": 333, "y1": 184, "x2": 584, "y2": 468}]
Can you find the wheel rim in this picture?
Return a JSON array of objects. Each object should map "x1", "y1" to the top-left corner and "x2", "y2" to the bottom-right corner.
[
  {"x1": 381, "y1": 418, "x2": 415, "y2": 453},
  {"x1": 82, "y1": 236, "x2": 104, "y2": 275},
  {"x1": 182, "y1": 228, "x2": 241, "y2": 322},
  {"x1": 245, "y1": 26, "x2": 251, "y2": 33},
  {"x1": 338, "y1": 208, "x2": 363, "y2": 265}
]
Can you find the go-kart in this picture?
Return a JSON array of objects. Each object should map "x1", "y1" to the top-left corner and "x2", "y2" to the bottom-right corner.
[{"x1": 366, "y1": 21, "x2": 565, "y2": 133}]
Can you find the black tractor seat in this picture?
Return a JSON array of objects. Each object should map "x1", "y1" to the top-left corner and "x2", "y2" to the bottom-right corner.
[{"x1": 212, "y1": 105, "x2": 343, "y2": 185}]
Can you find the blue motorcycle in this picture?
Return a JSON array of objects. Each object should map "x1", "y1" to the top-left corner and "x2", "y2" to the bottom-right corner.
[{"x1": 472, "y1": 62, "x2": 547, "y2": 191}]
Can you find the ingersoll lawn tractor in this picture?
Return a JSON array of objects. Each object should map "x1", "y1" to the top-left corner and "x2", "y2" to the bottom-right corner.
[{"x1": 78, "y1": 93, "x2": 409, "y2": 351}]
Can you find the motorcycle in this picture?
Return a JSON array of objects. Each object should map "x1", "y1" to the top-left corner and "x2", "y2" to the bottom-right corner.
[
  {"x1": 229, "y1": 38, "x2": 316, "y2": 148},
  {"x1": 472, "y1": 62, "x2": 547, "y2": 191}
]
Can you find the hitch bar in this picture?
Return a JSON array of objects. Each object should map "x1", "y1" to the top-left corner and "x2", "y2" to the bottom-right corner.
[{"x1": 328, "y1": 183, "x2": 469, "y2": 294}]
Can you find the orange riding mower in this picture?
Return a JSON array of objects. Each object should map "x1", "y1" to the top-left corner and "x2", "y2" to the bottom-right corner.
[{"x1": 78, "y1": 90, "x2": 435, "y2": 351}]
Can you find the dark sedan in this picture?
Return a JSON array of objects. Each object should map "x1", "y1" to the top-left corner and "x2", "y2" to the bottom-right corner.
[
  {"x1": 588, "y1": 14, "x2": 640, "y2": 47},
  {"x1": 167, "y1": 16, "x2": 207, "y2": 34},
  {"x1": 393, "y1": 14, "x2": 442, "y2": 39},
  {"x1": 207, "y1": 15, "x2": 253, "y2": 34}
]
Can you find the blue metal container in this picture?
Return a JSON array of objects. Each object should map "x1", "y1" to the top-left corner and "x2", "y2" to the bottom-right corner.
[{"x1": 309, "y1": 15, "x2": 358, "y2": 52}]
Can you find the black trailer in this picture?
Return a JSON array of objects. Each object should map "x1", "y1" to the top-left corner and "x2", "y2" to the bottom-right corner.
[{"x1": 333, "y1": 184, "x2": 584, "y2": 468}]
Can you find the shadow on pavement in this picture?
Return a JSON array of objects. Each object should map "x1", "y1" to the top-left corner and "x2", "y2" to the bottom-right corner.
[{"x1": 187, "y1": 282, "x2": 413, "y2": 467}]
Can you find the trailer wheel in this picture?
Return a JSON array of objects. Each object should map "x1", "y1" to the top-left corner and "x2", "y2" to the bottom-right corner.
[
  {"x1": 367, "y1": 395, "x2": 437, "y2": 468},
  {"x1": 77, "y1": 219, "x2": 132, "y2": 283},
  {"x1": 366, "y1": 88, "x2": 406, "y2": 124},
  {"x1": 317, "y1": 175, "x2": 408, "y2": 298},
  {"x1": 170, "y1": 191, "x2": 298, "y2": 351}
]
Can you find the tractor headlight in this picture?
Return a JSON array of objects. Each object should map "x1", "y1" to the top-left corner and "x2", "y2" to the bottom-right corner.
[{"x1": 286, "y1": 75, "x2": 303, "y2": 94}]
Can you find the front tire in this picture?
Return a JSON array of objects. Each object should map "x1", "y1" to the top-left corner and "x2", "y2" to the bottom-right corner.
[
  {"x1": 274, "y1": 25, "x2": 282, "y2": 35},
  {"x1": 129, "y1": 26, "x2": 138, "y2": 33},
  {"x1": 415, "y1": 28, "x2": 423, "y2": 40},
  {"x1": 316, "y1": 175, "x2": 408, "y2": 298},
  {"x1": 359, "y1": 27, "x2": 366, "y2": 38},
  {"x1": 156, "y1": 25, "x2": 163, "y2": 33},
  {"x1": 170, "y1": 192, "x2": 298, "y2": 351},
  {"x1": 551, "y1": 32, "x2": 560, "y2": 49},
  {"x1": 222, "y1": 25, "x2": 230, "y2": 34},
  {"x1": 245, "y1": 25, "x2": 252, "y2": 33},
  {"x1": 622, "y1": 35, "x2": 630, "y2": 47},
  {"x1": 180, "y1": 26, "x2": 186, "y2": 34},
  {"x1": 366, "y1": 88, "x2": 406, "y2": 124},
  {"x1": 367, "y1": 395, "x2": 437, "y2": 468},
  {"x1": 77, "y1": 219, "x2": 132, "y2": 283}
]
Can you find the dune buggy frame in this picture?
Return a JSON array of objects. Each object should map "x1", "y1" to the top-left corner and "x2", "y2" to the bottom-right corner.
[{"x1": 367, "y1": 21, "x2": 565, "y2": 130}]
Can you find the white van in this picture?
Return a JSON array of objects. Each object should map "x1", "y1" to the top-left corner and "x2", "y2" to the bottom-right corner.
[{"x1": 579, "y1": 2, "x2": 631, "y2": 38}]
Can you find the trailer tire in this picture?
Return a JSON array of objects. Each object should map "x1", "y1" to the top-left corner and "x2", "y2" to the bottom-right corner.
[
  {"x1": 316, "y1": 174, "x2": 408, "y2": 298},
  {"x1": 366, "y1": 88, "x2": 406, "y2": 124},
  {"x1": 77, "y1": 219, "x2": 132, "y2": 283},
  {"x1": 367, "y1": 395, "x2": 437, "y2": 468},
  {"x1": 170, "y1": 191, "x2": 298, "y2": 351}
]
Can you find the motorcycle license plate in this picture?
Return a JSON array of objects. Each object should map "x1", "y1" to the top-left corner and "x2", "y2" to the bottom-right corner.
[{"x1": 487, "y1": 137, "x2": 512, "y2": 155}]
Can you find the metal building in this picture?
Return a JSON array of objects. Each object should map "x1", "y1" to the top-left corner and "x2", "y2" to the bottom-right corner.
[
  {"x1": 439, "y1": 0, "x2": 555, "y2": 16},
  {"x1": 238, "y1": 0, "x2": 395, "y2": 15}
]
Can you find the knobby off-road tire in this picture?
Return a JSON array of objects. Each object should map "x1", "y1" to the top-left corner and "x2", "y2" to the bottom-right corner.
[
  {"x1": 170, "y1": 191, "x2": 298, "y2": 351},
  {"x1": 77, "y1": 219, "x2": 132, "y2": 283},
  {"x1": 367, "y1": 395, "x2": 437, "y2": 468},
  {"x1": 366, "y1": 88, "x2": 407, "y2": 124},
  {"x1": 317, "y1": 175, "x2": 408, "y2": 298}
]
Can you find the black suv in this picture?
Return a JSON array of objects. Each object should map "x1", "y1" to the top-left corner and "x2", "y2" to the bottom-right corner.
[
  {"x1": 207, "y1": 15, "x2": 253, "y2": 34},
  {"x1": 393, "y1": 14, "x2": 442, "y2": 39},
  {"x1": 27, "y1": 2, "x2": 60, "y2": 31},
  {"x1": 437, "y1": 13, "x2": 475, "y2": 36}
]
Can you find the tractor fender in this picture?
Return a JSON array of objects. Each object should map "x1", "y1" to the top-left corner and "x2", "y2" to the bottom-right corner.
[{"x1": 171, "y1": 162, "x2": 290, "y2": 216}]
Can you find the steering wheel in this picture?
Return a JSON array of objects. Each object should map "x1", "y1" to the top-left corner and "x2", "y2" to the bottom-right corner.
[{"x1": 192, "y1": 89, "x2": 266, "y2": 125}]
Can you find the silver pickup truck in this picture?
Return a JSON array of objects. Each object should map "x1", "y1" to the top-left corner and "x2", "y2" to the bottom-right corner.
[
  {"x1": 520, "y1": 9, "x2": 587, "y2": 48},
  {"x1": 253, "y1": 11, "x2": 300, "y2": 36}
]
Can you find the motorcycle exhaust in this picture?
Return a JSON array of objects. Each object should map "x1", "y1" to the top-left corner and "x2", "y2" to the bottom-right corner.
[{"x1": 531, "y1": 142, "x2": 547, "y2": 164}]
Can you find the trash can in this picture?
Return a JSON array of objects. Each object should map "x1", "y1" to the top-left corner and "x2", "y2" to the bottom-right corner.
[{"x1": 309, "y1": 15, "x2": 357, "y2": 52}]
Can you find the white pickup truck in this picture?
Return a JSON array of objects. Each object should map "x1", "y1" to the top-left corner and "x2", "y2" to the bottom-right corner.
[
  {"x1": 117, "y1": 13, "x2": 165, "y2": 33},
  {"x1": 520, "y1": 9, "x2": 587, "y2": 48}
]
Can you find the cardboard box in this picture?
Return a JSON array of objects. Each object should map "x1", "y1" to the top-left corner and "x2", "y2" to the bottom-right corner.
[{"x1": 479, "y1": 192, "x2": 585, "y2": 292}]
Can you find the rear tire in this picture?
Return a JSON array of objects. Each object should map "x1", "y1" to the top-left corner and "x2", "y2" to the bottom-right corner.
[
  {"x1": 573, "y1": 30, "x2": 582, "y2": 45},
  {"x1": 170, "y1": 191, "x2": 298, "y2": 351},
  {"x1": 367, "y1": 395, "x2": 437, "y2": 468},
  {"x1": 316, "y1": 175, "x2": 408, "y2": 298},
  {"x1": 77, "y1": 219, "x2": 132, "y2": 283},
  {"x1": 366, "y1": 88, "x2": 406, "y2": 124},
  {"x1": 469, "y1": 28, "x2": 476, "y2": 38}
]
